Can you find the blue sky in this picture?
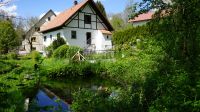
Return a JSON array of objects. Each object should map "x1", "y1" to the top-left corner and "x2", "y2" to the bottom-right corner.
[{"x1": 7, "y1": 0, "x2": 141, "y2": 18}]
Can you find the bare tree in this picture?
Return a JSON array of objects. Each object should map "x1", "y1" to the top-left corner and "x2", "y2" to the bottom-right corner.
[
  {"x1": 0, "y1": 0, "x2": 12, "y2": 7},
  {"x1": 24, "y1": 17, "x2": 39, "y2": 52},
  {"x1": 123, "y1": 0, "x2": 138, "y2": 22}
]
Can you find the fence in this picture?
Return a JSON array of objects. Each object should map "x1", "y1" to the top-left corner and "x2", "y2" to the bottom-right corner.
[{"x1": 83, "y1": 49, "x2": 115, "y2": 60}]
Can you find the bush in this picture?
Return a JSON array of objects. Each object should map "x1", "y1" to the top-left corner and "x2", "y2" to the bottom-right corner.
[
  {"x1": 53, "y1": 45, "x2": 82, "y2": 59},
  {"x1": 67, "y1": 46, "x2": 83, "y2": 58},
  {"x1": 52, "y1": 37, "x2": 66, "y2": 50},
  {"x1": 45, "y1": 44, "x2": 53, "y2": 58},
  {"x1": 31, "y1": 51, "x2": 42, "y2": 63},
  {"x1": 53, "y1": 45, "x2": 69, "y2": 59},
  {"x1": 7, "y1": 52, "x2": 18, "y2": 60},
  {"x1": 46, "y1": 62, "x2": 103, "y2": 80},
  {"x1": 112, "y1": 26, "x2": 149, "y2": 46}
]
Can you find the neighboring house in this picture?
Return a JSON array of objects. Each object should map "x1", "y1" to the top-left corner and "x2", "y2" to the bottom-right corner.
[
  {"x1": 128, "y1": 12, "x2": 154, "y2": 27},
  {"x1": 21, "y1": 10, "x2": 56, "y2": 54},
  {"x1": 40, "y1": 0, "x2": 114, "y2": 52}
]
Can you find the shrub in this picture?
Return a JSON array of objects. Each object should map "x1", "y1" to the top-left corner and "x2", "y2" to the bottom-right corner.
[
  {"x1": 53, "y1": 45, "x2": 82, "y2": 59},
  {"x1": 112, "y1": 26, "x2": 149, "y2": 46},
  {"x1": 67, "y1": 46, "x2": 83, "y2": 58},
  {"x1": 53, "y1": 45, "x2": 69, "y2": 59},
  {"x1": 31, "y1": 51, "x2": 42, "y2": 63},
  {"x1": 52, "y1": 37, "x2": 66, "y2": 50},
  {"x1": 7, "y1": 52, "x2": 18, "y2": 60},
  {"x1": 46, "y1": 62, "x2": 103, "y2": 80},
  {"x1": 45, "y1": 44, "x2": 54, "y2": 58}
]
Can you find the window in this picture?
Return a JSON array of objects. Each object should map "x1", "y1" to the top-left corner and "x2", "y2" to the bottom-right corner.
[
  {"x1": 31, "y1": 37, "x2": 36, "y2": 42},
  {"x1": 57, "y1": 33, "x2": 61, "y2": 38},
  {"x1": 50, "y1": 35, "x2": 52, "y2": 40},
  {"x1": 48, "y1": 17, "x2": 51, "y2": 21},
  {"x1": 84, "y1": 15, "x2": 91, "y2": 24},
  {"x1": 71, "y1": 31, "x2": 76, "y2": 39},
  {"x1": 44, "y1": 36, "x2": 47, "y2": 42}
]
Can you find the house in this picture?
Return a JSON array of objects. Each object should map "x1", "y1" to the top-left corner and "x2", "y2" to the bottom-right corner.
[
  {"x1": 128, "y1": 12, "x2": 154, "y2": 27},
  {"x1": 21, "y1": 10, "x2": 56, "y2": 54},
  {"x1": 40, "y1": 0, "x2": 114, "y2": 52}
]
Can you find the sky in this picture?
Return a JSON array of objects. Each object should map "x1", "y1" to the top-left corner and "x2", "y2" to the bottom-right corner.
[{"x1": 0, "y1": 0, "x2": 141, "y2": 18}]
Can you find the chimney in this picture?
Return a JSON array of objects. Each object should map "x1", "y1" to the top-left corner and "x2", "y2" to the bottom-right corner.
[{"x1": 74, "y1": 0, "x2": 78, "y2": 5}]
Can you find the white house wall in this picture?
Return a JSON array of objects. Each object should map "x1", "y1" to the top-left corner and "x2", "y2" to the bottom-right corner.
[
  {"x1": 43, "y1": 28, "x2": 112, "y2": 51},
  {"x1": 43, "y1": 29, "x2": 65, "y2": 47},
  {"x1": 132, "y1": 21, "x2": 149, "y2": 27}
]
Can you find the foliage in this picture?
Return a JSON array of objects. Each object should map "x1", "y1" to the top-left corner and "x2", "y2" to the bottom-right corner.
[
  {"x1": 53, "y1": 45, "x2": 69, "y2": 59},
  {"x1": 66, "y1": 46, "x2": 82, "y2": 58},
  {"x1": 52, "y1": 37, "x2": 66, "y2": 50},
  {"x1": 96, "y1": 1, "x2": 107, "y2": 18},
  {"x1": 31, "y1": 51, "x2": 42, "y2": 63},
  {"x1": 46, "y1": 62, "x2": 102, "y2": 80},
  {"x1": 113, "y1": 26, "x2": 148, "y2": 45},
  {"x1": 71, "y1": 87, "x2": 136, "y2": 112},
  {"x1": 53, "y1": 45, "x2": 82, "y2": 59},
  {"x1": 0, "y1": 20, "x2": 17, "y2": 54},
  {"x1": 124, "y1": 0, "x2": 138, "y2": 21},
  {"x1": 45, "y1": 44, "x2": 53, "y2": 57},
  {"x1": 7, "y1": 52, "x2": 18, "y2": 60},
  {"x1": 110, "y1": 14, "x2": 126, "y2": 31}
]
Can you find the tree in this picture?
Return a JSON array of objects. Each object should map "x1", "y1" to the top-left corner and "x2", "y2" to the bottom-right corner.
[
  {"x1": 52, "y1": 36, "x2": 66, "y2": 50},
  {"x1": 109, "y1": 14, "x2": 126, "y2": 31},
  {"x1": 132, "y1": 0, "x2": 200, "y2": 111},
  {"x1": 15, "y1": 20, "x2": 26, "y2": 47},
  {"x1": 139, "y1": 0, "x2": 200, "y2": 69},
  {"x1": 0, "y1": 0, "x2": 12, "y2": 7},
  {"x1": 123, "y1": 0, "x2": 137, "y2": 22},
  {"x1": 25, "y1": 16, "x2": 39, "y2": 31},
  {"x1": 23, "y1": 17, "x2": 39, "y2": 51},
  {"x1": 0, "y1": 20, "x2": 17, "y2": 54},
  {"x1": 95, "y1": 1, "x2": 107, "y2": 18}
]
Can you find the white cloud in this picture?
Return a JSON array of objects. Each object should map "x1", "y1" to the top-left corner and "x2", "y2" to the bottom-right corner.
[
  {"x1": 55, "y1": 11, "x2": 60, "y2": 15},
  {"x1": 0, "y1": 4, "x2": 17, "y2": 16}
]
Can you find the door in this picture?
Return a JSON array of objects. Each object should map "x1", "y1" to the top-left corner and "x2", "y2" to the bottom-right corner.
[{"x1": 86, "y1": 32, "x2": 91, "y2": 45}]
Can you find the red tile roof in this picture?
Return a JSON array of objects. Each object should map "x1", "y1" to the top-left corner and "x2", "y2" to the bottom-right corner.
[
  {"x1": 40, "y1": 0, "x2": 89, "y2": 32},
  {"x1": 128, "y1": 12, "x2": 154, "y2": 23}
]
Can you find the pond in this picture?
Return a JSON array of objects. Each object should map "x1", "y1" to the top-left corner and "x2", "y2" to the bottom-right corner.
[
  {"x1": 28, "y1": 77, "x2": 121, "y2": 112},
  {"x1": 28, "y1": 89, "x2": 70, "y2": 112}
]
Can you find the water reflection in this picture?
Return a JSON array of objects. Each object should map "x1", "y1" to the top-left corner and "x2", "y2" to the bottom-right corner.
[{"x1": 29, "y1": 90, "x2": 69, "y2": 112}]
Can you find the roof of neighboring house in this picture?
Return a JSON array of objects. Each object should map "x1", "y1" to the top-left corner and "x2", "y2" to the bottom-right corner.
[
  {"x1": 128, "y1": 12, "x2": 154, "y2": 23},
  {"x1": 40, "y1": 0, "x2": 114, "y2": 33},
  {"x1": 25, "y1": 9, "x2": 56, "y2": 38},
  {"x1": 100, "y1": 30, "x2": 112, "y2": 35}
]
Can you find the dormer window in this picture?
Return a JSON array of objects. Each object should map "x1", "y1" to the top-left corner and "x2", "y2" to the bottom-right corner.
[
  {"x1": 48, "y1": 17, "x2": 51, "y2": 21},
  {"x1": 84, "y1": 15, "x2": 91, "y2": 24}
]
